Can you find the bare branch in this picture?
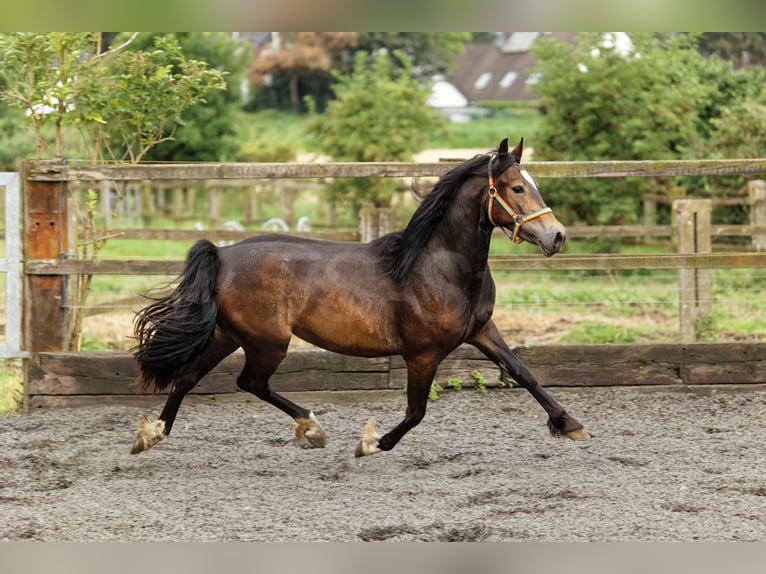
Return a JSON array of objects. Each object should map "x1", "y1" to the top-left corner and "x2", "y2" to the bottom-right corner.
[{"x1": 94, "y1": 32, "x2": 139, "y2": 60}]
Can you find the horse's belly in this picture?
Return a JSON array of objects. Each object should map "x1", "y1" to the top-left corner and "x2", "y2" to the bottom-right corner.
[{"x1": 292, "y1": 297, "x2": 401, "y2": 357}]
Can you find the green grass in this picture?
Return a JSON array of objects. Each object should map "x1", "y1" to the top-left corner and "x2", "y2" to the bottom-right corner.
[
  {"x1": 0, "y1": 360, "x2": 23, "y2": 415},
  {"x1": 559, "y1": 321, "x2": 657, "y2": 344},
  {"x1": 234, "y1": 106, "x2": 544, "y2": 156},
  {"x1": 425, "y1": 103, "x2": 543, "y2": 149}
]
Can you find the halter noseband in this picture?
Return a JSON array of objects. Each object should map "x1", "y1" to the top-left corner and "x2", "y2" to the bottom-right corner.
[{"x1": 487, "y1": 155, "x2": 552, "y2": 244}]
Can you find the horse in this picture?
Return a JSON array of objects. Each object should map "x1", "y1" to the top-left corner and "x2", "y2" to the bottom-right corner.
[{"x1": 130, "y1": 137, "x2": 590, "y2": 457}]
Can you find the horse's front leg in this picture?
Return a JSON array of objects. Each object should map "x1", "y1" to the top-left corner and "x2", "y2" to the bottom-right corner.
[
  {"x1": 468, "y1": 320, "x2": 590, "y2": 440},
  {"x1": 355, "y1": 354, "x2": 439, "y2": 457}
]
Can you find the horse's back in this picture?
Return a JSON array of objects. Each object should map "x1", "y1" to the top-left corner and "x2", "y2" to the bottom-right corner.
[{"x1": 214, "y1": 234, "x2": 403, "y2": 355}]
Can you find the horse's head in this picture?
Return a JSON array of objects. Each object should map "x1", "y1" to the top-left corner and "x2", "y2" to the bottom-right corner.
[{"x1": 486, "y1": 137, "x2": 566, "y2": 257}]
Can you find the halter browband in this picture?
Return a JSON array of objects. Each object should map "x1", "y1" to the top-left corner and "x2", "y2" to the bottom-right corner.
[{"x1": 487, "y1": 155, "x2": 552, "y2": 244}]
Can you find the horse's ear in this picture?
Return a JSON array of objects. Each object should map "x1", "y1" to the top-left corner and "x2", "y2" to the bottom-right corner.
[
  {"x1": 510, "y1": 138, "x2": 524, "y2": 163},
  {"x1": 498, "y1": 138, "x2": 509, "y2": 157}
]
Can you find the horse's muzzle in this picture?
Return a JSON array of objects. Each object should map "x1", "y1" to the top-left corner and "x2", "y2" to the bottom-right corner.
[{"x1": 538, "y1": 227, "x2": 567, "y2": 257}]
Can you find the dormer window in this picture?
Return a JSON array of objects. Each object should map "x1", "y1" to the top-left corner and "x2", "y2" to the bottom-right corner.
[{"x1": 474, "y1": 72, "x2": 492, "y2": 89}]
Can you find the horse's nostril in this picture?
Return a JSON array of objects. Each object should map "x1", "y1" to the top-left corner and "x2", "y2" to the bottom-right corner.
[{"x1": 554, "y1": 231, "x2": 565, "y2": 250}]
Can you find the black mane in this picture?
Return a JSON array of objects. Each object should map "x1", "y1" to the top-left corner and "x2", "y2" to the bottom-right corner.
[{"x1": 375, "y1": 149, "x2": 515, "y2": 286}]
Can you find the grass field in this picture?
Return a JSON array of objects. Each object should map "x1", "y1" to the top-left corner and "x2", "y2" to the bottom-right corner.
[{"x1": 236, "y1": 104, "x2": 543, "y2": 158}]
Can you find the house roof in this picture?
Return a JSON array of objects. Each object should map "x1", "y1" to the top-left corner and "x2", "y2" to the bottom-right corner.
[{"x1": 452, "y1": 32, "x2": 579, "y2": 102}]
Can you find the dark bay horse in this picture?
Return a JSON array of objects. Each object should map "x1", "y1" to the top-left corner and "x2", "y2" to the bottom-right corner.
[{"x1": 130, "y1": 137, "x2": 590, "y2": 456}]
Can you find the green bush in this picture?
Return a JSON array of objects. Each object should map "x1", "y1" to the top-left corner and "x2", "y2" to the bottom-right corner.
[
  {"x1": 237, "y1": 141, "x2": 296, "y2": 162},
  {"x1": 530, "y1": 33, "x2": 766, "y2": 226},
  {"x1": 305, "y1": 50, "x2": 444, "y2": 208}
]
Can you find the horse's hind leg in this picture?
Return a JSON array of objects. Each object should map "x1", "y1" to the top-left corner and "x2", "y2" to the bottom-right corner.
[
  {"x1": 131, "y1": 330, "x2": 239, "y2": 454},
  {"x1": 237, "y1": 344, "x2": 326, "y2": 448},
  {"x1": 468, "y1": 320, "x2": 589, "y2": 440}
]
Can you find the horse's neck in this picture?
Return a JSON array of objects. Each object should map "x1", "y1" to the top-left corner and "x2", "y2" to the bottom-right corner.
[{"x1": 428, "y1": 177, "x2": 493, "y2": 276}]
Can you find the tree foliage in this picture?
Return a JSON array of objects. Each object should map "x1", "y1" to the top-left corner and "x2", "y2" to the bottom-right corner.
[
  {"x1": 248, "y1": 32, "x2": 469, "y2": 113},
  {"x1": 530, "y1": 33, "x2": 766, "y2": 226},
  {"x1": 0, "y1": 32, "x2": 96, "y2": 158},
  {"x1": 0, "y1": 32, "x2": 228, "y2": 163},
  {"x1": 113, "y1": 32, "x2": 248, "y2": 162},
  {"x1": 249, "y1": 33, "x2": 357, "y2": 113},
  {"x1": 76, "y1": 36, "x2": 227, "y2": 162},
  {"x1": 0, "y1": 32, "x2": 228, "y2": 350},
  {"x1": 305, "y1": 50, "x2": 445, "y2": 207},
  {"x1": 696, "y1": 32, "x2": 766, "y2": 68},
  {"x1": 353, "y1": 32, "x2": 470, "y2": 79}
]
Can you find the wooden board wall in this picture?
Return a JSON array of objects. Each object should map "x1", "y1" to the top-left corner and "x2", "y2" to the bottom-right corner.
[{"x1": 24, "y1": 342, "x2": 766, "y2": 410}]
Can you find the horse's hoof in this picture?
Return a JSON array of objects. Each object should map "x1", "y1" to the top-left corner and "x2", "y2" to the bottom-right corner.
[
  {"x1": 293, "y1": 412, "x2": 326, "y2": 448},
  {"x1": 566, "y1": 428, "x2": 591, "y2": 441},
  {"x1": 130, "y1": 414, "x2": 166, "y2": 454},
  {"x1": 354, "y1": 417, "x2": 382, "y2": 457}
]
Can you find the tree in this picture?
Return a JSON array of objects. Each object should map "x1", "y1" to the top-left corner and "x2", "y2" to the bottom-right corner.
[
  {"x1": 529, "y1": 32, "x2": 765, "y2": 227},
  {"x1": 0, "y1": 32, "x2": 227, "y2": 350},
  {"x1": 0, "y1": 33, "x2": 97, "y2": 159},
  {"x1": 114, "y1": 32, "x2": 250, "y2": 162},
  {"x1": 73, "y1": 36, "x2": 227, "y2": 163},
  {"x1": 69, "y1": 36, "x2": 226, "y2": 349},
  {"x1": 0, "y1": 99, "x2": 36, "y2": 169},
  {"x1": 249, "y1": 33, "x2": 357, "y2": 113},
  {"x1": 353, "y1": 32, "x2": 470, "y2": 80},
  {"x1": 305, "y1": 50, "x2": 444, "y2": 208},
  {"x1": 247, "y1": 33, "x2": 470, "y2": 113},
  {"x1": 696, "y1": 32, "x2": 766, "y2": 69}
]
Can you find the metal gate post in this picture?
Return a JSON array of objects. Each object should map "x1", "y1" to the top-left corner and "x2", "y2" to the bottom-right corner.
[{"x1": 0, "y1": 173, "x2": 27, "y2": 358}]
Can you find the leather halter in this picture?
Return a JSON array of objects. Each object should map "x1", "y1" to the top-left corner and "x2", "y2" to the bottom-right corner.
[{"x1": 486, "y1": 155, "x2": 552, "y2": 244}]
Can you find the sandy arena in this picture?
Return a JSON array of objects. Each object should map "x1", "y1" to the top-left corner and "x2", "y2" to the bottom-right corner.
[{"x1": 0, "y1": 385, "x2": 763, "y2": 541}]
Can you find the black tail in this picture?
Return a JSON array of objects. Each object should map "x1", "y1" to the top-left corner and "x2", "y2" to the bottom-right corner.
[{"x1": 133, "y1": 239, "x2": 220, "y2": 393}]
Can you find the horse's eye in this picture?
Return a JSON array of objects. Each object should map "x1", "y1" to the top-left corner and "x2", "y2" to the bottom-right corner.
[{"x1": 511, "y1": 185, "x2": 524, "y2": 194}]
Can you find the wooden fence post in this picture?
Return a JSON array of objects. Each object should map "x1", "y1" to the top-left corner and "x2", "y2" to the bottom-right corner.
[
  {"x1": 358, "y1": 207, "x2": 391, "y2": 243},
  {"x1": 674, "y1": 199, "x2": 712, "y2": 342},
  {"x1": 643, "y1": 194, "x2": 657, "y2": 243},
  {"x1": 748, "y1": 180, "x2": 766, "y2": 252},
  {"x1": 23, "y1": 161, "x2": 69, "y2": 352},
  {"x1": 172, "y1": 185, "x2": 185, "y2": 229},
  {"x1": 279, "y1": 185, "x2": 294, "y2": 226}
]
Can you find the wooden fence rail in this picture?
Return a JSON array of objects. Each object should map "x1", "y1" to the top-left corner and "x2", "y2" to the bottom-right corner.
[
  {"x1": 25, "y1": 157, "x2": 766, "y2": 181},
  {"x1": 23, "y1": 252, "x2": 766, "y2": 276},
  {"x1": 25, "y1": 342, "x2": 766, "y2": 409}
]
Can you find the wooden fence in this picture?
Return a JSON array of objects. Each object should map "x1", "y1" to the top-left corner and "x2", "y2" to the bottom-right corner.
[
  {"x1": 24, "y1": 343, "x2": 766, "y2": 410},
  {"x1": 19, "y1": 157, "x2": 766, "y2": 408}
]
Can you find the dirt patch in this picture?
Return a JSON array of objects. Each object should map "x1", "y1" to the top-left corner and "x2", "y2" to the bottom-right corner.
[{"x1": 0, "y1": 387, "x2": 763, "y2": 541}]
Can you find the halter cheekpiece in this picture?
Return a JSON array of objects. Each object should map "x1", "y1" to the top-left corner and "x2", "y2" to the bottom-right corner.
[{"x1": 486, "y1": 154, "x2": 552, "y2": 244}]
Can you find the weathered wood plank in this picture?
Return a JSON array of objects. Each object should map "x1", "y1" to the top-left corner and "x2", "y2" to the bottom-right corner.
[
  {"x1": 26, "y1": 350, "x2": 392, "y2": 395},
  {"x1": 24, "y1": 343, "x2": 766, "y2": 409},
  {"x1": 107, "y1": 228, "x2": 358, "y2": 241},
  {"x1": 490, "y1": 252, "x2": 766, "y2": 271},
  {"x1": 512, "y1": 344, "x2": 683, "y2": 387},
  {"x1": 683, "y1": 361, "x2": 766, "y2": 385},
  {"x1": 28, "y1": 162, "x2": 454, "y2": 182},
  {"x1": 567, "y1": 225, "x2": 673, "y2": 238},
  {"x1": 23, "y1": 252, "x2": 766, "y2": 276},
  {"x1": 36, "y1": 224, "x2": 761, "y2": 244},
  {"x1": 26, "y1": 158, "x2": 766, "y2": 182}
]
